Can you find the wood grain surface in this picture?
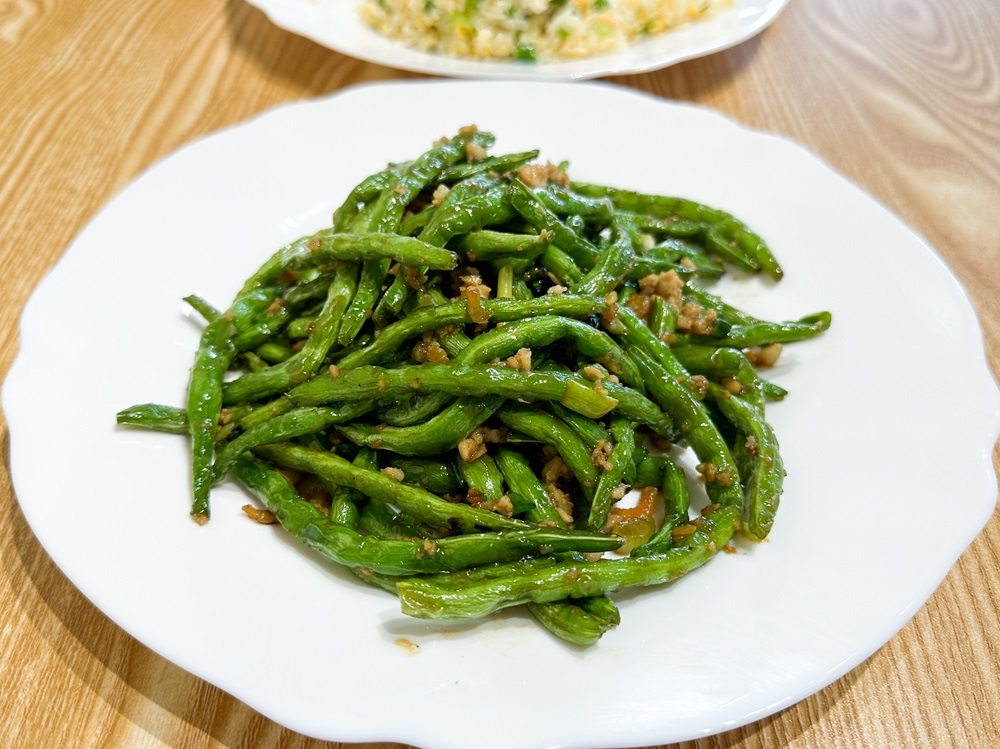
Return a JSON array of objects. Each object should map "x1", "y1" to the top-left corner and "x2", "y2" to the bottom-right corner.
[{"x1": 1, "y1": 1, "x2": 998, "y2": 747}]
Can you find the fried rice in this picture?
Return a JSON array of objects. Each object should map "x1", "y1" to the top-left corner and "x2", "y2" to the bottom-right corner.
[{"x1": 359, "y1": 0, "x2": 732, "y2": 61}]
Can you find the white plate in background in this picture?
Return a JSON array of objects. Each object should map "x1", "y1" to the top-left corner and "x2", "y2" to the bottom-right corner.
[
  {"x1": 244, "y1": 0, "x2": 789, "y2": 79},
  {"x1": 5, "y1": 81, "x2": 999, "y2": 749}
]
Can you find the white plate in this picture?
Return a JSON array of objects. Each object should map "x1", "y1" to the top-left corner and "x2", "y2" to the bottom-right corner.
[
  {"x1": 5, "y1": 81, "x2": 999, "y2": 749},
  {"x1": 244, "y1": 0, "x2": 789, "y2": 80}
]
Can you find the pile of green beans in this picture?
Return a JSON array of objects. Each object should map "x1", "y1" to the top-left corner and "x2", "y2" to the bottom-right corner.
[{"x1": 117, "y1": 128, "x2": 830, "y2": 645}]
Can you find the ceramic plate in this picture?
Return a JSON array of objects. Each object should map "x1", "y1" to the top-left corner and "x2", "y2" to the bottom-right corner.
[
  {"x1": 5, "y1": 81, "x2": 999, "y2": 749},
  {"x1": 243, "y1": 0, "x2": 789, "y2": 80}
]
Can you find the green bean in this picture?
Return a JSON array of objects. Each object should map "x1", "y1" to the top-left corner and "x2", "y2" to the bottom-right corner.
[
  {"x1": 699, "y1": 227, "x2": 762, "y2": 274},
  {"x1": 211, "y1": 402, "x2": 373, "y2": 482},
  {"x1": 364, "y1": 130, "x2": 496, "y2": 236},
  {"x1": 277, "y1": 268, "x2": 356, "y2": 370},
  {"x1": 573, "y1": 222, "x2": 634, "y2": 297},
  {"x1": 384, "y1": 457, "x2": 465, "y2": 495},
  {"x1": 506, "y1": 179, "x2": 599, "y2": 268},
  {"x1": 511, "y1": 275, "x2": 534, "y2": 300},
  {"x1": 116, "y1": 403, "x2": 189, "y2": 434},
  {"x1": 758, "y1": 378, "x2": 788, "y2": 402},
  {"x1": 418, "y1": 173, "x2": 515, "y2": 248},
  {"x1": 458, "y1": 454, "x2": 506, "y2": 501},
  {"x1": 615, "y1": 307, "x2": 743, "y2": 508},
  {"x1": 336, "y1": 295, "x2": 607, "y2": 370},
  {"x1": 614, "y1": 303, "x2": 694, "y2": 379},
  {"x1": 358, "y1": 498, "x2": 433, "y2": 540},
  {"x1": 233, "y1": 313, "x2": 293, "y2": 353},
  {"x1": 497, "y1": 404, "x2": 598, "y2": 500},
  {"x1": 311, "y1": 232, "x2": 459, "y2": 270},
  {"x1": 601, "y1": 379, "x2": 679, "y2": 441},
  {"x1": 586, "y1": 416, "x2": 636, "y2": 532},
  {"x1": 633, "y1": 453, "x2": 666, "y2": 488},
  {"x1": 707, "y1": 382, "x2": 784, "y2": 540},
  {"x1": 113, "y1": 400, "x2": 248, "y2": 438},
  {"x1": 570, "y1": 181, "x2": 783, "y2": 280},
  {"x1": 253, "y1": 441, "x2": 522, "y2": 533},
  {"x1": 633, "y1": 458, "x2": 692, "y2": 556},
  {"x1": 331, "y1": 165, "x2": 404, "y2": 232},
  {"x1": 399, "y1": 204, "x2": 435, "y2": 236},
  {"x1": 493, "y1": 434, "x2": 621, "y2": 643},
  {"x1": 421, "y1": 289, "x2": 475, "y2": 350},
  {"x1": 461, "y1": 453, "x2": 535, "y2": 516},
  {"x1": 684, "y1": 312, "x2": 832, "y2": 348},
  {"x1": 533, "y1": 184, "x2": 615, "y2": 225},
  {"x1": 648, "y1": 296, "x2": 677, "y2": 338},
  {"x1": 338, "y1": 395, "x2": 506, "y2": 457},
  {"x1": 236, "y1": 231, "x2": 457, "y2": 297},
  {"x1": 187, "y1": 316, "x2": 236, "y2": 521},
  {"x1": 540, "y1": 245, "x2": 584, "y2": 286},
  {"x1": 424, "y1": 554, "x2": 572, "y2": 584},
  {"x1": 242, "y1": 351, "x2": 268, "y2": 372},
  {"x1": 222, "y1": 262, "x2": 359, "y2": 404},
  {"x1": 495, "y1": 447, "x2": 565, "y2": 527},
  {"x1": 386, "y1": 142, "x2": 484, "y2": 231},
  {"x1": 373, "y1": 269, "x2": 415, "y2": 327},
  {"x1": 620, "y1": 238, "x2": 725, "y2": 282},
  {"x1": 330, "y1": 491, "x2": 361, "y2": 529},
  {"x1": 235, "y1": 394, "x2": 295, "y2": 430},
  {"x1": 576, "y1": 593, "x2": 621, "y2": 627},
  {"x1": 496, "y1": 263, "x2": 515, "y2": 299},
  {"x1": 253, "y1": 341, "x2": 294, "y2": 363},
  {"x1": 229, "y1": 291, "x2": 299, "y2": 352},
  {"x1": 233, "y1": 455, "x2": 619, "y2": 575},
  {"x1": 652, "y1": 238, "x2": 727, "y2": 278},
  {"x1": 625, "y1": 257, "x2": 690, "y2": 284},
  {"x1": 454, "y1": 229, "x2": 552, "y2": 262},
  {"x1": 281, "y1": 270, "x2": 334, "y2": 302},
  {"x1": 286, "y1": 315, "x2": 317, "y2": 339},
  {"x1": 530, "y1": 591, "x2": 624, "y2": 647},
  {"x1": 184, "y1": 286, "x2": 291, "y2": 360},
  {"x1": 527, "y1": 590, "x2": 623, "y2": 646},
  {"x1": 614, "y1": 210, "x2": 704, "y2": 239},
  {"x1": 395, "y1": 505, "x2": 738, "y2": 619},
  {"x1": 546, "y1": 402, "x2": 609, "y2": 452},
  {"x1": 378, "y1": 390, "x2": 454, "y2": 428},
  {"x1": 683, "y1": 285, "x2": 764, "y2": 327},
  {"x1": 330, "y1": 446, "x2": 378, "y2": 512},
  {"x1": 683, "y1": 286, "x2": 833, "y2": 346},
  {"x1": 437, "y1": 150, "x2": 539, "y2": 182},
  {"x1": 183, "y1": 294, "x2": 221, "y2": 323},
  {"x1": 338, "y1": 258, "x2": 391, "y2": 345},
  {"x1": 526, "y1": 599, "x2": 615, "y2": 646},
  {"x1": 286, "y1": 364, "x2": 618, "y2": 421},
  {"x1": 454, "y1": 315, "x2": 642, "y2": 391},
  {"x1": 628, "y1": 348, "x2": 743, "y2": 510},
  {"x1": 671, "y1": 344, "x2": 744, "y2": 380}
]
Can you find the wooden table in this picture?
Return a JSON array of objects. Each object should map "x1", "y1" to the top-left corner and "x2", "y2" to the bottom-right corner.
[{"x1": 1, "y1": 1, "x2": 997, "y2": 747}]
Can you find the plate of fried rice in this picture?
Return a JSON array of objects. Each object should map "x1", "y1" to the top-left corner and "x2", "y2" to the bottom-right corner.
[{"x1": 244, "y1": 0, "x2": 789, "y2": 79}]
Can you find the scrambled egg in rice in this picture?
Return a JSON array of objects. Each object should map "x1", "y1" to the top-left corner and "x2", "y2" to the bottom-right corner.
[{"x1": 360, "y1": 0, "x2": 731, "y2": 61}]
